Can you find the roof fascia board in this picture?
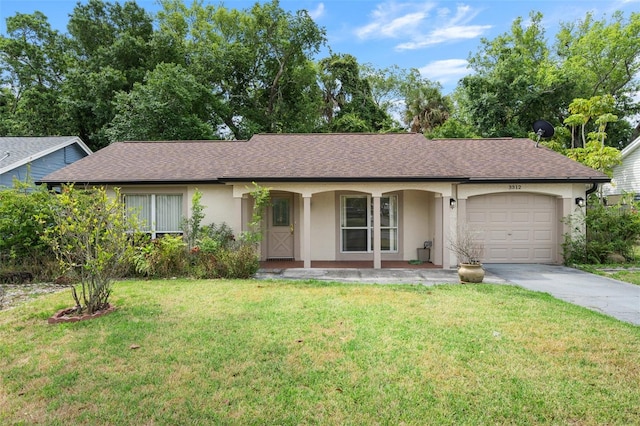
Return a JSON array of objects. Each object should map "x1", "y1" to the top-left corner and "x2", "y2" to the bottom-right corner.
[
  {"x1": 464, "y1": 177, "x2": 611, "y2": 184},
  {"x1": 219, "y1": 177, "x2": 468, "y2": 183},
  {"x1": 621, "y1": 135, "x2": 640, "y2": 160},
  {"x1": 36, "y1": 179, "x2": 223, "y2": 186}
]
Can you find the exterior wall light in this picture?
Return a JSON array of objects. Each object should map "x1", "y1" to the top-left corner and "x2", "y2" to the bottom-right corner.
[
  {"x1": 575, "y1": 197, "x2": 585, "y2": 207},
  {"x1": 449, "y1": 198, "x2": 456, "y2": 209}
]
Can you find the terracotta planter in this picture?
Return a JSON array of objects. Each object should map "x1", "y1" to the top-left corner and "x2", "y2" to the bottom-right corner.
[{"x1": 458, "y1": 263, "x2": 485, "y2": 283}]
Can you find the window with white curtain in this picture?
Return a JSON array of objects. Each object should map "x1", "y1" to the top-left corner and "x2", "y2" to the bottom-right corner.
[
  {"x1": 340, "y1": 194, "x2": 398, "y2": 252},
  {"x1": 125, "y1": 194, "x2": 183, "y2": 238}
]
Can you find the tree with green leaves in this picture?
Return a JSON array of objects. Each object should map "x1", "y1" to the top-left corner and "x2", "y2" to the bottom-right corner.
[
  {"x1": 63, "y1": 0, "x2": 158, "y2": 149},
  {"x1": 43, "y1": 185, "x2": 138, "y2": 314},
  {"x1": 564, "y1": 95, "x2": 617, "y2": 148},
  {"x1": 401, "y1": 70, "x2": 452, "y2": 134},
  {"x1": 457, "y1": 12, "x2": 570, "y2": 137},
  {"x1": 456, "y1": 10, "x2": 639, "y2": 144},
  {"x1": 318, "y1": 53, "x2": 392, "y2": 132},
  {"x1": 106, "y1": 63, "x2": 217, "y2": 142},
  {"x1": 0, "y1": 12, "x2": 71, "y2": 136},
  {"x1": 556, "y1": 11, "x2": 640, "y2": 99},
  {"x1": 156, "y1": 0, "x2": 326, "y2": 139},
  {"x1": 563, "y1": 95, "x2": 621, "y2": 181}
]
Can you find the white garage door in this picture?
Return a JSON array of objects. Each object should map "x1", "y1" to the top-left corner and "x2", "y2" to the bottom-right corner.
[{"x1": 466, "y1": 193, "x2": 557, "y2": 263}]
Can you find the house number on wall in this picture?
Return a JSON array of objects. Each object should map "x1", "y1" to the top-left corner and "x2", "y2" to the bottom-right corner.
[{"x1": 508, "y1": 184, "x2": 522, "y2": 190}]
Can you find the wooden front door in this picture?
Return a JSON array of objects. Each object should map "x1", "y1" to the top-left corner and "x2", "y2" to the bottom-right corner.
[{"x1": 267, "y1": 194, "x2": 294, "y2": 259}]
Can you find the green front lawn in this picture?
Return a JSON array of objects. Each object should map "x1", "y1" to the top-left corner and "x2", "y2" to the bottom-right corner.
[
  {"x1": 602, "y1": 269, "x2": 640, "y2": 285},
  {"x1": 1, "y1": 280, "x2": 639, "y2": 425}
]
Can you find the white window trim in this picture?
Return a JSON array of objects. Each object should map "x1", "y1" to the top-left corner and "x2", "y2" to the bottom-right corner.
[
  {"x1": 340, "y1": 194, "x2": 398, "y2": 254},
  {"x1": 125, "y1": 193, "x2": 183, "y2": 239}
]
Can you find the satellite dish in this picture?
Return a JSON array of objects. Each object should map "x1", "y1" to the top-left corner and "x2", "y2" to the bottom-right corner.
[{"x1": 532, "y1": 120, "x2": 555, "y2": 147}]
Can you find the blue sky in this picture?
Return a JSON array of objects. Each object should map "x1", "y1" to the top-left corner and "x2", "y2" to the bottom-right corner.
[{"x1": 1, "y1": 0, "x2": 639, "y2": 93}]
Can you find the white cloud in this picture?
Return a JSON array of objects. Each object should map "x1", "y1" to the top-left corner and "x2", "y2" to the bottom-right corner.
[
  {"x1": 418, "y1": 59, "x2": 470, "y2": 84},
  {"x1": 355, "y1": 2, "x2": 437, "y2": 39},
  {"x1": 307, "y1": 3, "x2": 326, "y2": 21},
  {"x1": 354, "y1": 1, "x2": 491, "y2": 51}
]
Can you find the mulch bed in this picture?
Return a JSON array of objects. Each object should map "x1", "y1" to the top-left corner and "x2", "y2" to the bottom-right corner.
[{"x1": 48, "y1": 303, "x2": 116, "y2": 324}]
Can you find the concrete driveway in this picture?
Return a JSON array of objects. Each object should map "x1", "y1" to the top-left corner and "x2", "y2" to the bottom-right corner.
[{"x1": 485, "y1": 264, "x2": 640, "y2": 326}]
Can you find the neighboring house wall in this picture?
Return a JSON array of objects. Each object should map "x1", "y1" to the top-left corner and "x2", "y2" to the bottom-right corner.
[
  {"x1": 0, "y1": 145, "x2": 88, "y2": 186},
  {"x1": 0, "y1": 137, "x2": 91, "y2": 188},
  {"x1": 603, "y1": 136, "x2": 640, "y2": 202}
]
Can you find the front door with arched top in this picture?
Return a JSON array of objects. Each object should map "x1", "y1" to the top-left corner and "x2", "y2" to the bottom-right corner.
[{"x1": 267, "y1": 194, "x2": 294, "y2": 259}]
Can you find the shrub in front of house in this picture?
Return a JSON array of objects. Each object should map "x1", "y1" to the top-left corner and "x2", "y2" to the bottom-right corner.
[
  {"x1": 188, "y1": 222, "x2": 260, "y2": 279},
  {"x1": 563, "y1": 196, "x2": 640, "y2": 264},
  {"x1": 130, "y1": 234, "x2": 188, "y2": 278},
  {"x1": 0, "y1": 182, "x2": 58, "y2": 281}
]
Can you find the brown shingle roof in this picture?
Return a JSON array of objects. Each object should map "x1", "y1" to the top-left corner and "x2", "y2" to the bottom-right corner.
[
  {"x1": 39, "y1": 140, "x2": 246, "y2": 184},
  {"x1": 38, "y1": 133, "x2": 609, "y2": 185}
]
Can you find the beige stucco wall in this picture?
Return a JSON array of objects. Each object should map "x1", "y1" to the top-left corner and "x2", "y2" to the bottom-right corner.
[
  {"x1": 310, "y1": 191, "x2": 336, "y2": 260},
  {"x1": 401, "y1": 190, "x2": 433, "y2": 261},
  {"x1": 194, "y1": 184, "x2": 240, "y2": 231},
  {"x1": 107, "y1": 179, "x2": 592, "y2": 267}
]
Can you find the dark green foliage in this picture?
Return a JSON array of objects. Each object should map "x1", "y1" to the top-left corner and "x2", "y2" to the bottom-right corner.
[
  {"x1": 0, "y1": 181, "x2": 56, "y2": 278},
  {"x1": 130, "y1": 234, "x2": 187, "y2": 278},
  {"x1": 212, "y1": 243, "x2": 260, "y2": 279},
  {"x1": 562, "y1": 197, "x2": 640, "y2": 264},
  {"x1": 455, "y1": 11, "x2": 640, "y2": 144},
  {"x1": 318, "y1": 53, "x2": 392, "y2": 132},
  {"x1": 188, "y1": 221, "x2": 259, "y2": 279},
  {"x1": 43, "y1": 186, "x2": 137, "y2": 314},
  {"x1": 105, "y1": 63, "x2": 217, "y2": 142}
]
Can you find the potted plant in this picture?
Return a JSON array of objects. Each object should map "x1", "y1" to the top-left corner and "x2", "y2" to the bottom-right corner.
[{"x1": 449, "y1": 225, "x2": 485, "y2": 283}]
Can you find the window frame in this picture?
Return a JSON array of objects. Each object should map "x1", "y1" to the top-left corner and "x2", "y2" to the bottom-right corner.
[
  {"x1": 340, "y1": 194, "x2": 398, "y2": 254},
  {"x1": 124, "y1": 193, "x2": 183, "y2": 239}
]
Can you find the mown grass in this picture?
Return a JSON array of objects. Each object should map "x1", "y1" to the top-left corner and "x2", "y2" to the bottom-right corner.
[
  {"x1": 599, "y1": 269, "x2": 640, "y2": 285},
  {"x1": 582, "y1": 264, "x2": 640, "y2": 285},
  {"x1": 1, "y1": 279, "x2": 639, "y2": 425}
]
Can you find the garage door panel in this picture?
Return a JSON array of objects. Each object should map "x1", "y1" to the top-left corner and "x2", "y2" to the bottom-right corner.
[
  {"x1": 511, "y1": 197, "x2": 532, "y2": 206},
  {"x1": 488, "y1": 230, "x2": 508, "y2": 242},
  {"x1": 511, "y1": 211, "x2": 531, "y2": 222},
  {"x1": 510, "y1": 248, "x2": 533, "y2": 261},
  {"x1": 533, "y1": 248, "x2": 553, "y2": 261},
  {"x1": 511, "y1": 230, "x2": 530, "y2": 241},
  {"x1": 488, "y1": 211, "x2": 508, "y2": 222},
  {"x1": 486, "y1": 247, "x2": 509, "y2": 261},
  {"x1": 466, "y1": 193, "x2": 557, "y2": 263},
  {"x1": 468, "y1": 212, "x2": 486, "y2": 223},
  {"x1": 533, "y1": 229, "x2": 552, "y2": 242},
  {"x1": 533, "y1": 211, "x2": 553, "y2": 223}
]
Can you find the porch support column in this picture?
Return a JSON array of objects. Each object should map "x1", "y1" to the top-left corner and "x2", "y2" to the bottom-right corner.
[
  {"x1": 441, "y1": 195, "x2": 452, "y2": 269},
  {"x1": 434, "y1": 195, "x2": 452, "y2": 269},
  {"x1": 373, "y1": 195, "x2": 381, "y2": 269},
  {"x1": 303, "y1": 195, "x2": 312, "y2": 269},
  {"x1": 233, "y1": 196, "x2": 244, "y2": 235}
]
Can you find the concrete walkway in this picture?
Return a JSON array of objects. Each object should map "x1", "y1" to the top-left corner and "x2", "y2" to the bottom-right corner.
[{"x1": 256, "y1": 264, "x2": 640, "y2": 326}]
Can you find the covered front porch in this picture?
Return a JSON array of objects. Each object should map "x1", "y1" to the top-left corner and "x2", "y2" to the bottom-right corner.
[{"x1": 233, "y1": 182, "x2": 456, "y2": 269}]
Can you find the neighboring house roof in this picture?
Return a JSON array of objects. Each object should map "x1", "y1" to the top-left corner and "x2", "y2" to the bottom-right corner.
[
  {"x1": 0, "y1": 136, "x2": 92, "y2": 176},
  {"x1": 38, "y1": 133, "x2": 609, "y2": 185}
]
